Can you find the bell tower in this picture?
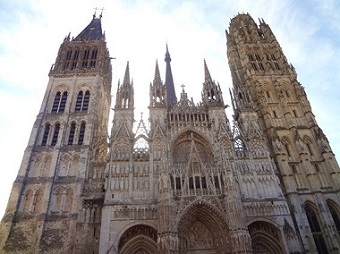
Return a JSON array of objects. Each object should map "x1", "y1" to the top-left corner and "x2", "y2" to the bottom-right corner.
[
  {"x1": 1, "y1": 13, "x2": 112, "y2": 253},
  {"x1": 227, "y1": 13, "x2": 340, "y2": 253}
]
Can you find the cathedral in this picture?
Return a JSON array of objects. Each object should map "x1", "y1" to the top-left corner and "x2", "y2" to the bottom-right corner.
[{"x1": 1, "y1": 12, "x2": 340, "y2": 254}]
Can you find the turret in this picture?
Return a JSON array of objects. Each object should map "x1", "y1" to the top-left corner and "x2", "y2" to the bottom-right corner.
[
  {"x1": 111, "y1": 61, "x2": 134, "y2": 136},
  {"x1": 115, "y1": 61, "x2": 134, "y2": 109},
  {"x1": 201, "y1": 59, "x2": 224, "y2": 107},
  {"x1": 150, "y1": 60, "x2": 166, "y2": 108}
]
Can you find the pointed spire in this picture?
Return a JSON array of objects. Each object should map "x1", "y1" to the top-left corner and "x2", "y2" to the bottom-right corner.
[
  {"x1": 204, "y1": 59, "x2": 213, "y2": 83},
  {"x1": 123, "y1": 61, "x2": 130, "y2": 86},
  {"x1": 164, "y1": 44, "x2": 177, "y2": 107},
  {"x1": 154, "y1": 60, "x2": 162, "y2": 84},
  {"x1": 115, "y1": 80, "x2": 121, "y2": 106},
  {"x1": 115, "y1": 62, "x2": 134, "y2": 109},
  {"x1": 165, "y1": 43, "x2": 171, "y2": 62},
  {"x1": 150, "y1": 60, "x2": 166, "y2": 107},
  {"x1": 202, "y1": 59, "x2": 224, "y2": 106}
]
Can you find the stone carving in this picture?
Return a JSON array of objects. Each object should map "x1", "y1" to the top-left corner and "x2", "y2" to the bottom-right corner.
[{"x1": 187, "y1": 221, "x2": 214, "y2": 249}]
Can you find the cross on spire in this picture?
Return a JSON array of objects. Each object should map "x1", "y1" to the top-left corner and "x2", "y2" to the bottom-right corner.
[
  {"x1": 100, "y1": 7, "x2": 105, "y2": 18},
  {"x1": 93, "y1": 7, "x2": 105, "y2": 19}
]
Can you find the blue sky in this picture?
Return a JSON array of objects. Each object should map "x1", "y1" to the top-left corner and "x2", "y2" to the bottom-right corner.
[{"x1": 0, "y1": 0, "x2": 340, "y2": 217}]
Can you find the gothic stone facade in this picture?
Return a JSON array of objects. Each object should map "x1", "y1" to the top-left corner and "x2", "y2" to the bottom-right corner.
[{"x1": 1, "y1": 13, "x2": 340, "y2": 254}]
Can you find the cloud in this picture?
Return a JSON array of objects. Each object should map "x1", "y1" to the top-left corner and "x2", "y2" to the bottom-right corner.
[{"x1": 0, "y1": 0, "x2": 340, "y2": 218}]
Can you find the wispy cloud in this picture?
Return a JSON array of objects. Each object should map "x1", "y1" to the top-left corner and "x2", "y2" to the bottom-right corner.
[{"x1": 0, "y1": 0, "x2": 339, "y2": 218}]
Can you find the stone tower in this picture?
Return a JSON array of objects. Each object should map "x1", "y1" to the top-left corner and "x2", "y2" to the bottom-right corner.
[
  {"x1": 0, "y1": 14, "x2": 112, "y2": 253},
  {"x1": 1, "y1": 12, "x2": 340, "y2": 254},
  {"x1": 227, "y1": 13, "x2": 340, "y2": 253}
]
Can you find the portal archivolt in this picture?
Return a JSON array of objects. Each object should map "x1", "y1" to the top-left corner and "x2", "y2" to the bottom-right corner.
[
  {"x1": 118, "y1": 225, "x2": 157, "y2": 254},
  {"x1": 248, "y1": 221, "x2": 283, "y2": 254},
  {"x1": 178, "y1": 203, "x2": 230, "y2": 253}
]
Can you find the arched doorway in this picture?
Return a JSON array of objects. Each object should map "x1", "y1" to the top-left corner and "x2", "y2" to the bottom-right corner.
[
  {"x1": 178, "y1": 202, "x2": 230, "y2": 253},
  {"x1": 118, "y1": 225, "x2": 157, "y2": 254},
  {"x1": 248, "y1": 221, "x2": 283, "y2": 254}
]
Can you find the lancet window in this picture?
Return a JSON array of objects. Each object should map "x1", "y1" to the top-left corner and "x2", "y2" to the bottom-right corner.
[
  {"x1": 248, "y1": 53, "x2": 265, "y2": 71},
  {"x1": 327, "y1": 200, "x2": 340, "y2": 235},
  {"x1": 63, "y1": 50, "x2": 72, "y2": 69},
  {"x1": 234, "y1": 138, "x2": 245, "y2": 155},
  {"x1": 41, "y1": 123, "x2": 51, "y2": 146},
  {"x1": 81, "y1": 49, "x2": 98, "y2": 68},
  {"x1": 68, "y1": 122, "x2": 76, "y2": 145},
  {"x1": 75, "y1": 90, "x2": 90, "y2": 112},
  {"x1": 32, "y1": 189, "x2": 43, "y2": 213},
  {"x1": 78, "y1": 121, "x2": 86, "y2": 145},
  {"x1": 305, "y1": 203, "x2": 329, "y2": 254},
  {"x1": 51, "y1": 123, "x2": 60, "y2": 146},
  {"x1": 51, "y1": 91, "x2": 68, "y2": 113},
  {"x1": 71, "y1": 50, "x2": 79, "y2": 69}
]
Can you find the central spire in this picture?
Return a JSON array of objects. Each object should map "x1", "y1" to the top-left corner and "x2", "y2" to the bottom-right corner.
[{"x1": 164, "y1": 44, "x2": 177, "y2": 107}]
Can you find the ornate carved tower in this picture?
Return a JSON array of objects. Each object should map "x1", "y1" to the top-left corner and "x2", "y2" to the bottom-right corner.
[
  {"x1": 2, "y1": 11, "x2": 340, "y2": 254},
  {"x1": 0, "y1": 14, "x2": 112, "y2": 253},
  {"x1": 227, "y1": 13, "x2": 340, "y2": 253}
]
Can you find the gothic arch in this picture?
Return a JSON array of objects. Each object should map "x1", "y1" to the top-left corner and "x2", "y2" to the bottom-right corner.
[
  {"x1": 177, "y1": 201, "x2": 230, "y2": 253},
  {"x1": 52, "y1": 84, "x2": 69, "y2": 94},
  {"x1": 33, "y1": 188, "x2": 44, "y2": 213},
  {"x1": 118, "y1": 224, "x2": 157, "y2": 254},
  {"x1": 59, "y1": 154, "x2": 71, "y2": 176},
  {"x1": 41, "y1": 155, "x2": 52, "y2": 177},
  {"x1": 304, "y1": 201, "x2": 328, "y2": 253},
  {"x1": 151, "y1": 136, "x2": 166, "y2": 160},
  {"x1": 23, "y1": 189, "x2": 33, "y2": 212},
  {"x1": 326, "y1": 199, "x2": 340, "y2": 234},
  {"x1": 30, "y1": 154, "x2": 42, "y2": 177},
  {"x1": 234, "y1": 136, "x2": 246, "y2": 153},
  {"x1": 74, "y1": 86, "x2": 91, "y2": 112},
  {"x1": 134, "y1": 135, "x2": 149, "y2": 151},
  {"x1": 52, "y1": 186, "x2": 64, "y2": 212},
  {"x1": 303, "y1": 135, "x2": 315, "y2": 156},
  {"x1": 70, "y1": 154, "x2": 80, "y2": 176},
  {"x1": 64, "y1": 188, "x2": 74, "y2": 212},
  {"x1": 50, "y1": 85, "x2": 69, "y2": 112},
  {"x1": 74, "y1": 85, "x2": 92, "y2": 102},
  {"x1": 75, "y1": 83, "x2": 93, "y2": 94},
  {"x1": 41, "y1": 121, "x2": 52, "y2": 146},
  {"x1": 171, "y1": 130, "x2": 214, "y2": 163},
  {"x1": 248, "y1": 221, "x2": 283, "y2": 254},
  {"x1": 281, "y1": 136, "x2": 292, "y2": 157}
]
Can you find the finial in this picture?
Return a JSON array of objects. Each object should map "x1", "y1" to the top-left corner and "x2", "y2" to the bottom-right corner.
[
  {"x1": 165, "y1": 43, "x2": 171, "y2": 62},
  {"x1": 140, "y1": 112, "x2": 143, "y2": 120},
  {"x1": 181, "y1": 84, "x2": 185, "y2": 93},
  {"x1": 153, "y1": 60, "x2": 161, "y2": 83},
  {"x1": 93, "y1": 7, "x2": 98, "y2": 19},
  {"x1": 100, "y1": 7, "x2": 105, "y2": 18},
  {"x1": 203, "y1": 59, "x2": 212, "y2": 82}
]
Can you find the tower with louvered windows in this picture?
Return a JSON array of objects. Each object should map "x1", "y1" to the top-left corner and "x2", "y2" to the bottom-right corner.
[
  {"x1": 1, "y1": 12, "x2": 340, "y2": 254},
  {"x1": 0, "y1": 14, "x2": 112, "y2": 253},
  {"x1": 227, "y1": 13, "x2": 340, "y2": 253}
]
